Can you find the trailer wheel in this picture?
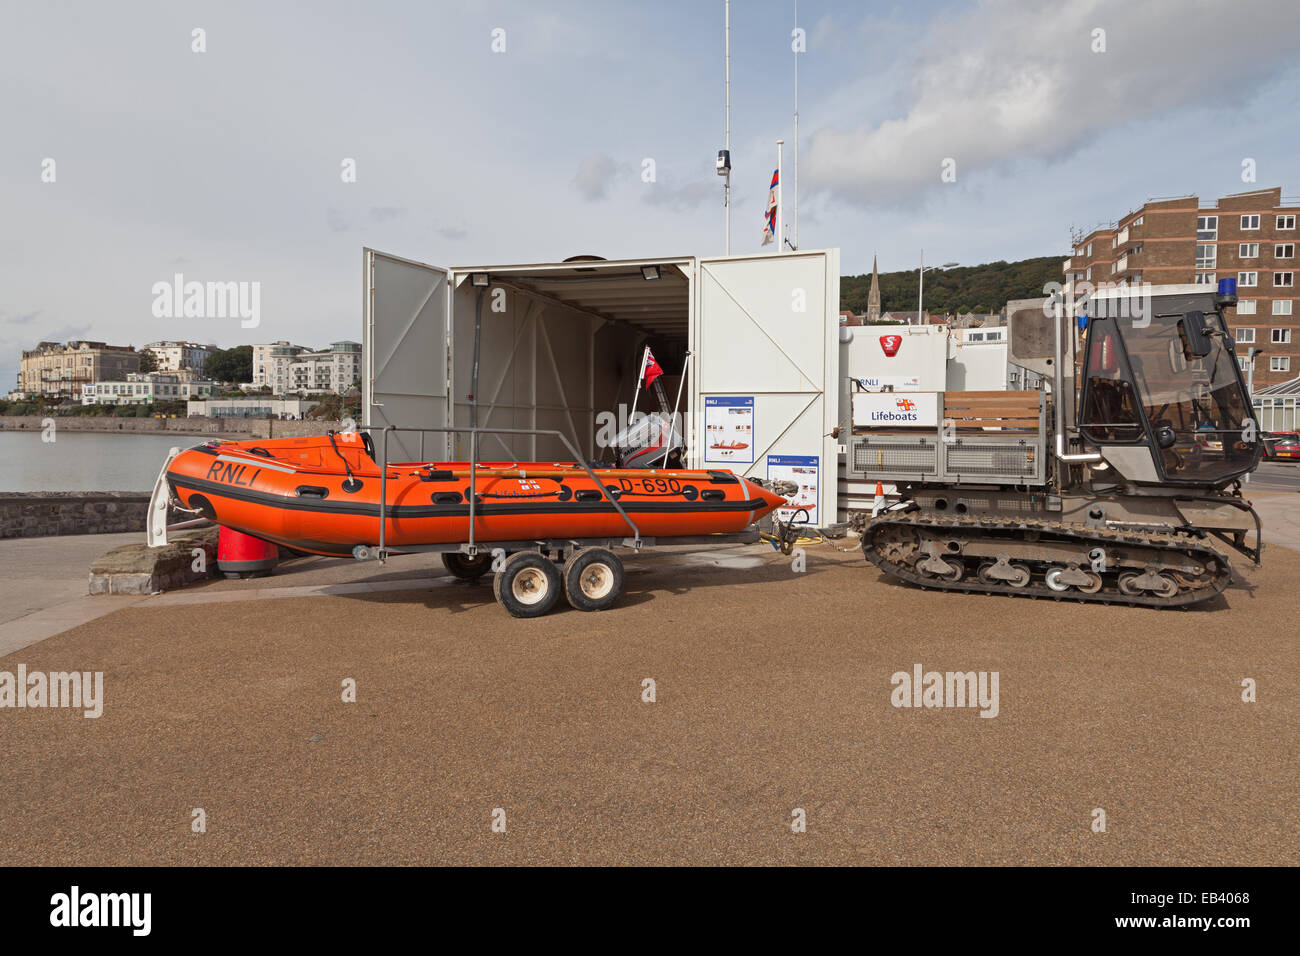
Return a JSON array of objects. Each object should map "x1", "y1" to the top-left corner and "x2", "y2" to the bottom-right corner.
[
  {"x1": 442, "y1": 551, "x2": 493, "y2": 581},
  {"x1": 494, "y1": 551, "x2": 562, "y2": 618},
  {"x1": 562, "y1": 548, "x2": 625, "y2": 612}
]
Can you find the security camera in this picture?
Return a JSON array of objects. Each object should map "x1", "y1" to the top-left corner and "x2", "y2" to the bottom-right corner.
[{"x1": 716, "y1": 149, "x2": 731, "y2": 175}]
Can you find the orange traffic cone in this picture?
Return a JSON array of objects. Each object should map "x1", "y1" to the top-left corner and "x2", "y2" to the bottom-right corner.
[{"x1": 872, "y1": 481, "x2": 885, "y2": 517}]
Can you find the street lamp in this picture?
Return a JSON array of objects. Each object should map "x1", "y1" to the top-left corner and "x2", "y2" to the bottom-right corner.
[
  {"x1": 918, "y1": 250, "x2": 959, "y2": 325},
  {"x1": 1247, "y1": 346, "x2": 1265, "y2": 396}
]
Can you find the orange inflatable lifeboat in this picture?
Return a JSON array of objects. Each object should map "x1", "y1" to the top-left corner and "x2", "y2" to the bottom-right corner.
[{"x1": 164, "y1": 433, "x2": 789, "y2": 559}]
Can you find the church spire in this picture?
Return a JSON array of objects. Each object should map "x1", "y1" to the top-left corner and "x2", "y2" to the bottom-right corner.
[{"x1": 867, "y1": 254, "x2": 882, "y2": 323}]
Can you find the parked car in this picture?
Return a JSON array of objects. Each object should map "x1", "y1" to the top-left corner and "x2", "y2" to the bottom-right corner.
[{"x1": 1264, "y1": 431, "x2": 1300, "y2": 460}]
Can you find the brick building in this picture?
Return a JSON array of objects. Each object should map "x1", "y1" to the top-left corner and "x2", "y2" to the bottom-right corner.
[{"x1": 1065, "y1": 186, "x2": 1300, "y2": 388}]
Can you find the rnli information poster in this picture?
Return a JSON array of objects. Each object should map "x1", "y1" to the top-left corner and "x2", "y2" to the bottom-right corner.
[
  {"x1": 768, "y1": 454, "x2": 819, "y2": 525},
  {"x1": 704, "y1": 396, "x2": 754, "y2": 464}
]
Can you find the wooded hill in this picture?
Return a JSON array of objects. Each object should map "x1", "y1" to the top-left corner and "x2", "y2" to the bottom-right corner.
[{"x1": 841, "y1": 255, "x2": 1066, "y2": 316}]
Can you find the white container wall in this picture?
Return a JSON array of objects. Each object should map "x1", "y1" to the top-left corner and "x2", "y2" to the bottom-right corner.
[{"x1": 364, "y1": 248, "x2": 841, "y2": 525}]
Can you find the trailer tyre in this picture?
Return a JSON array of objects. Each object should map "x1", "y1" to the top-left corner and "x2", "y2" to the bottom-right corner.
[
  {"x1": 494, "y1": 551, "x2": 562, "y2": 618},
  {"x1": 563, "y1": 548, "x2": 625, "y2": 612},
  {"x1": 442, "y1": 551, "x2": 493, "y2": 581}
]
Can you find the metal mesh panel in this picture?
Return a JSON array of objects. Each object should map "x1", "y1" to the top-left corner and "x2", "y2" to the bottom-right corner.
[
  {"x1": 944, "y1": 442, "x2": 1038, "y2": 478},
  {"x1": 853, "y1": 439, "x2": 936, "y2": 474}
]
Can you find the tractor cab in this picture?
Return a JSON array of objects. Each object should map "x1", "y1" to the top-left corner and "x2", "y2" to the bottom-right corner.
[{"x1": 1078, "y1": 282, "x2": 1262, "y2": 486}]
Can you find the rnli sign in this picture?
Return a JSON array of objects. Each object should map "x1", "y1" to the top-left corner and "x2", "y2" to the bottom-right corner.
[
  {"x1": 879, "y1": 334, "x2": 902, "y2": 357},
  {"x1": 852, "y1": 392, "x2": 939, "y2": 428},
  {"x1": 857, "y1": 375, "x2": 920, "y2": 391}
]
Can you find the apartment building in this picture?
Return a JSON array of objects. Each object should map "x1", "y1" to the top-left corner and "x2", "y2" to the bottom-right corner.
[
  {"x1": 287, "y1": 341, "x2": 361, "y2": 394},
  {"x1": 1065, "y1": 186, "x2": 1300, "y2": 388},
  {"x1": 143, "y1": 340, "x2": 217, "y2": 374},
  {"x1": 251, "y1": 340, "x2": 361, "y2": 395},
  {"x1": 252, "y1": 341, "x2": 308, "y2": 393},
  {"x1": 18, "y1": 341, "x2": 140, "y2": 399}
]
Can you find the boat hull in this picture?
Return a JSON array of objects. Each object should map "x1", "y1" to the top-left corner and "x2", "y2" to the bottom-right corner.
[{"x1": 165, "y1": 437, "x2": 788, "y2": 557}]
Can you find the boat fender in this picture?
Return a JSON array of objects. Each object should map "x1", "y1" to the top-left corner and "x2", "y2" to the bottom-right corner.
[
  {"x1": 575, "y1": 489, "x2": 604, "y2": 502},
  {"x1": 418, "y1": 469, "x2": 456, "y2": 482},
  {"x1": 707, "y1": 471, "x2": 739, "y2": 484}
]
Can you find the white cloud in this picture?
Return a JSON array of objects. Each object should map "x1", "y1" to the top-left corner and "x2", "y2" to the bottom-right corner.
[
  {"x1": 803, "y1": 0, "x2": 1300, "y2": 206},
  {"x1": 572, "y1": 153, "x2": 624, "y2": 201},
  {"x1": 644, "y1": 178, "x2": 716, "y2": 212}
]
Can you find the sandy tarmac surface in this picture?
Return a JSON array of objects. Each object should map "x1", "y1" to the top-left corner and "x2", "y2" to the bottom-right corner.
[{"x1": 1, "y1": 539, "x2": 1295, "y2": 865}]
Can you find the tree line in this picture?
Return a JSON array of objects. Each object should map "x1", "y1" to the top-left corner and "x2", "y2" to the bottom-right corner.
[{"x1": 841, "y1": 255, "x2": 1066, "y2": 317}]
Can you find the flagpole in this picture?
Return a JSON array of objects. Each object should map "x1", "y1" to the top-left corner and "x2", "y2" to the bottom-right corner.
[
  {"x1": 776, "y1": 140, "x2": 783, "y2": 252},
  {"x1": 724, "y1": 0, "x2": 731, "y2": 256},
  {"x1": 660, "y1": 351, "x2": 691, "y2": 467},
  {"x1": 793, "y1": 0, "x2": 799, "y2": 251}
]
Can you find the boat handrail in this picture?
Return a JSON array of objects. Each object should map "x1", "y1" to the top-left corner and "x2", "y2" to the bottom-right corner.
[{"x1": 361, "y1": 424, "x2": 642, "y2": 559}]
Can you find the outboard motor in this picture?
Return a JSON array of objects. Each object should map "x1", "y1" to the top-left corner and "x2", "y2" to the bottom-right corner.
[{"x1": 612, "y1": 411, "x2": 684, "y2": 469}]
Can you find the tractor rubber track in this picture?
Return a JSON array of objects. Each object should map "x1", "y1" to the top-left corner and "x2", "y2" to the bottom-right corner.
[{"x1": 862, "y1": 511, "x2": 1233, "y2": 608}]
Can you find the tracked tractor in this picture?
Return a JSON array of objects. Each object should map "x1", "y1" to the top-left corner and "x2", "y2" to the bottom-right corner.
[{"x1": 853, "y1": 281, "x2": 1263, "y2": 607}]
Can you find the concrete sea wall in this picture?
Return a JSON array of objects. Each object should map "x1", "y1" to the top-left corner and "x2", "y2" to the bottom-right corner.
[{"x1": 1, "y1": 492, "x2": 154, "y2": 539}]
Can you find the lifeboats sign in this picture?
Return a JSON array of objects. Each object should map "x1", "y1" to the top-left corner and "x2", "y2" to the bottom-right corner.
[
  {"x1": 704, "y1": 396, "x2": 755, "y2": 464},
  {"x1": 852, "y1": 392, "x2": 939, "y2": 428}
]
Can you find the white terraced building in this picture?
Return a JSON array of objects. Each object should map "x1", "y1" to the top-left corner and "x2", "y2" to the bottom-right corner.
[
  {"x1": 81, "y1": 372, "x2": 216, "y2": 405},
  {"x1": 143, "y1": 340, "x2": 217, "y2": 373}
]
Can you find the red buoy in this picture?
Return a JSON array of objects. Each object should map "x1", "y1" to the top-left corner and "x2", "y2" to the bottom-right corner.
[{"x1": 217, "y1": 526, "x2": 279, "y2": 579}]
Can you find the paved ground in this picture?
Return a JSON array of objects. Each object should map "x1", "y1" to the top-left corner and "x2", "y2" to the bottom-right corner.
[
  {"x1": 0, "y1": 533, "x2": 139, "y2": 626},
  {"x1": 1247, "y1": 460, "x2": 1300, "y2": 493},
  {"x1": 0, "y1": 533, "x2": 147, "y2": 657},
  {"x1": 1, "y1": 528, "x2": 1295, "y2": 866}
]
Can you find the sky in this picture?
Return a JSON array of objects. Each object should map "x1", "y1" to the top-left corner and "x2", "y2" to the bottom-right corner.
[{"x1": 3, "y1": 0, "x2": 1299, "y2": 389}]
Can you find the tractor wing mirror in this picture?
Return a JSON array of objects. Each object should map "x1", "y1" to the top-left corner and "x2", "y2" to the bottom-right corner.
[{"x1": 1180, "y1": 310, "x2": 1213, "y2": 358}]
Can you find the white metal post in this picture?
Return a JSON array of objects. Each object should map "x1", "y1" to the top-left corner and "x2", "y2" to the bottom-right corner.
[
  {"x1": 918, "y1": 248, "x2": 923, "y2": 326},
  {"x1": 660, "y1": 351, "x2": 692, "y2": 467},
  {"x1": 629, "y1": 345, "x2": 650, "y2": 427}
]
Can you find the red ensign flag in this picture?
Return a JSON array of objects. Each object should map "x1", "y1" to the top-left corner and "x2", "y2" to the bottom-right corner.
[{"x1": 644, "y1": 349, "x2": 664, "y2": 387}]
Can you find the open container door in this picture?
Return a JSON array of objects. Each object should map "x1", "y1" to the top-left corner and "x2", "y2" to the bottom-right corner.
[
  {"x1": 362, "y1": 248, "x2": 452, "y2": 462},
  {"x1": 447, "y1": 258, "x2": 694, "y2": 464},
  {"x1": 694, "y1": 250, "x2": 840, "y2": 525}
]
